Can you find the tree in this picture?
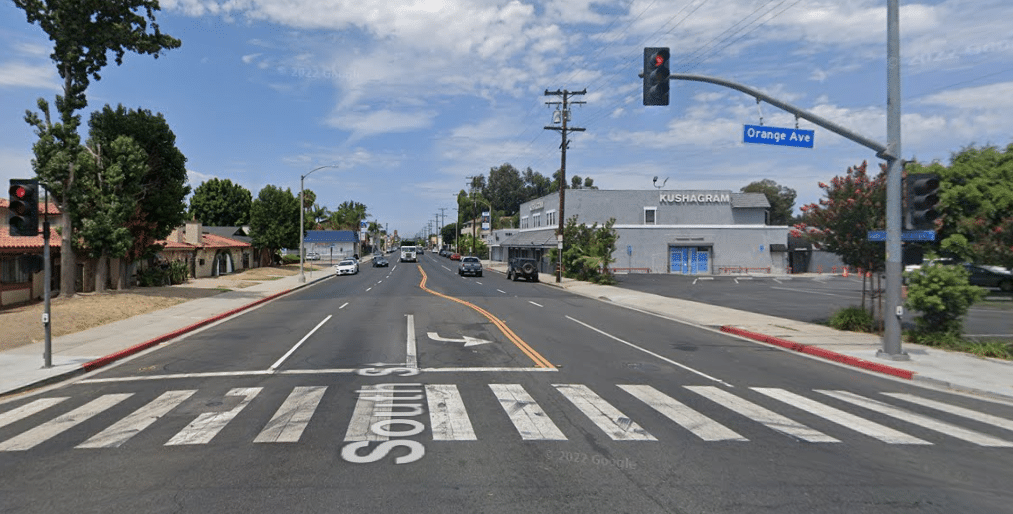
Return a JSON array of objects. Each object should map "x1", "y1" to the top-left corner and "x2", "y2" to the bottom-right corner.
[
  {"x1": 794, "y1": 161, "x2": 887, "y2": 315},
  {"x1": 249, "y1": 185, "x2": 300, "y2": 257},
  {"x1": 189, "y1": 178, "x2": 252, "y2": 226},
  {"x1": 907, "y1": 144, "x2": 1013, "y2": 271},
  {"x1": 328, "y1": 201, "x2": 369, "y2": 230},
  {"x1": 88, "y1": 105, "x2": 190, "y2": 269},
  {"x1": 741, "y1": 179, "x2": 796, "y2": 225},
  {"x1": 77, "y1": 135, "x2": 147, "y2": 293},
  {"x1": 522, "y1": 167, "x2": 553, "y2": 200},
  {"x1": 550, "y1": 216, "x2": 619, "y2": 285},
  {"x1": 16, "y1": 0, "x2": 180, "y2": 297},
  {"x1": 485, "y1": 164, "x2": 525, "y2": 215}
]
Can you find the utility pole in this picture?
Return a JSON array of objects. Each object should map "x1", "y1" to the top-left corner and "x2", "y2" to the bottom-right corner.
[
  {"x1": 466, "y1": 176, "x2": 480, "y2": 256},
  {"x1": 544, "y1": 88, "x2": 586, "y2": 283},
  {"x1": 438, "y1": 207, "x2": 447, "y2": 250}
]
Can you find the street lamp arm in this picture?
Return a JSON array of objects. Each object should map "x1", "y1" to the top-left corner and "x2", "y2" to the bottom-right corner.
[{"x1": 300, "y1": 164, "x2": 338, "y2": 283}]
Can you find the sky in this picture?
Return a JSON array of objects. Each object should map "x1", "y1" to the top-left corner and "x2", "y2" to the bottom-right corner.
[{"x1": 2, "y1": 0, "x2": 1012, "y2": 239}]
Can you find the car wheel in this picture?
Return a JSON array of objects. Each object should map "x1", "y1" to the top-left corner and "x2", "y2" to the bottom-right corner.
[
  {"x1": 478, "y1": 272, "x2": 482, "y2": 277},
  {"x1": 533, "y1": 275, "x2": 539, "y2": 282},
  {"x1": 1001, "y1": 279, "x2": 1013, "y2": 292}
]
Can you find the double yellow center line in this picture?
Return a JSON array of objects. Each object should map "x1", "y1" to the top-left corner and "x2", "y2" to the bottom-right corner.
[{"x1": 418, "y1": 266, "x2": 555, "y2": 369}]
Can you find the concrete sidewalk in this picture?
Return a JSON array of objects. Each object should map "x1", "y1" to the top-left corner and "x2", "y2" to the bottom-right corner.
[
  {"x1": 0, "y1": 270, "x2": 331, "y2": 398},
  {"x1": 4, "y1": 257, "x2": 1012, "y2": 404},
  {"x1": 485, "y1": 260, "x2": 1013, "y2": 403}
]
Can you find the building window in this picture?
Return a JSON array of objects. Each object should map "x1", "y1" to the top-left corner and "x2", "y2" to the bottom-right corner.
[
  {"x1": 644, "y1": 207, "x2": 657, "y2": 225},
  {"x1": 1, "y1": 257, "x2": 30, "y2": 284},
  {"x1": 546, "y1": 210, "x2": 556, "y2": 226},
  {"x1": 533, "y1": 214, "x2": 541, "y2": 227},
  {"x1": 521, "y1": 216, "x2": 529, "y2": 228}
]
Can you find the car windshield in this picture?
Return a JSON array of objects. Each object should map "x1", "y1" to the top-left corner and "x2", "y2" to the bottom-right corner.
[
  {"x1": 462, "y1": 257, "x2": 479, "y2": 263},
  {"x1": 338, "y1": 260, "x2": 354, "y2": 266}
]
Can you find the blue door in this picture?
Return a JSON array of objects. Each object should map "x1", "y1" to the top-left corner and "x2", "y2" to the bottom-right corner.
[
  {"x1": 670, "y1": 247, "x2": 688, "y2": 274},
  {"x1": 692, "y1": 248, "x2": 709, "y2": 274}
]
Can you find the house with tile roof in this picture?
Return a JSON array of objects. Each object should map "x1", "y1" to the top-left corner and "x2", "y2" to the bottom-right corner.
[
  {"x1": 1, "y1": 198, "x2": 62, "y2": 308},
  {"x1": 157, "y1": 221, "x2": 255, "y2": 279}
]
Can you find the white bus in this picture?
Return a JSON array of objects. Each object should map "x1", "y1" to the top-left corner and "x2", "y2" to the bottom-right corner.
[{"x1": 400, "y1": 245, "x2": 417, "y2": 263}]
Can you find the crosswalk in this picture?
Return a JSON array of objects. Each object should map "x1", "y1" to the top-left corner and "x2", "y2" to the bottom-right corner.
[{"x1": 2, "y1": 383, "x2": 1012, "y2": 452}]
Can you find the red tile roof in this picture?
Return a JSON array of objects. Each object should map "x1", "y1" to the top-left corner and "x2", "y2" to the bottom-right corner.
[
  {"x1": 201, "y1": 233, "x2": 251, "y2": 248},
  {"x1": 0, "y1": 227, "x2": 62, "y2": 251}
]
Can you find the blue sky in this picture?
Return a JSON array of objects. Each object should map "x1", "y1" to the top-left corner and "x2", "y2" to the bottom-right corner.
[{"x1": 3, "y1": 0, "x2": 1012, "y2": 238}]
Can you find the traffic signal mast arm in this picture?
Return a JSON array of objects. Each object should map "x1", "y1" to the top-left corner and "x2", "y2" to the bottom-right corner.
[{"x1": 642, "y1": 72, "x2": 894, "y2": 160}]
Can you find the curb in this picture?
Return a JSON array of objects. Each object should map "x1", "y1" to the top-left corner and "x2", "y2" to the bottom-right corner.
[{"x1": 719, "y1": 326, "x2": 915, "y2": 380}]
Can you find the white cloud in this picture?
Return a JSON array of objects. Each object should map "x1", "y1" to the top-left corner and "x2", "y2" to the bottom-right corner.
[
  {"x1": 324, "y1": 108, "x2": 437, "y2": 140},
  {"x1": 0, "y1": 61, "x2": 58, "y2": 89}
]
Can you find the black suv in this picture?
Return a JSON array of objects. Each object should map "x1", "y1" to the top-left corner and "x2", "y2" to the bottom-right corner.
[{"x1": 507, "y1": 258, "x2": 540, "y2": 282}]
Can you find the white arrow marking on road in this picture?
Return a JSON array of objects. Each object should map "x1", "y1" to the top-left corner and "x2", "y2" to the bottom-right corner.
[{"x1": 427, "y1": 332, "x2": 492, "y2": 347}]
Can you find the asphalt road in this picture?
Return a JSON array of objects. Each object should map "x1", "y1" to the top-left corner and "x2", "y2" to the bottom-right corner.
[
  {"x1": 2, "y1": 254, "x2": 1013, "y2": 513},
  {"x1": 614, "y1": 273, "x2": 1013, "y2": 339}
]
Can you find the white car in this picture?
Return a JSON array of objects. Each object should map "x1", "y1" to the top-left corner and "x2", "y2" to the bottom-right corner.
[{"x1": 334, "y1": 259, "x2": 358, "y2": 275}]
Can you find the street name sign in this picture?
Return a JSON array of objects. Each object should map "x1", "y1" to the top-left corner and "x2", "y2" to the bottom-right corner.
[
  {"x1": 867, "y1": 230, "x2": 936, "y2": 242},
  {"x1": 743, "y1": 124, "x2": 815, "y2": 148}
]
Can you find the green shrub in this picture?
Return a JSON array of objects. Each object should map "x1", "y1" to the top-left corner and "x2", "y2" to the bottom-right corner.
[
  {"x1": 282, "y1": 254, "x2": 300, "y2": 264},
  {"x1": 137, "y1": 265, "x2": 168, "y2": 287},
  {"x1": 905, "y1": 263, "x2": 986, "y2": 336},
  {"x1": 828, "y1": 306, "x2": 875, "y2": 332},
  {"x1": 168, "y1": 261, "x2": 189, "y2": 285}
]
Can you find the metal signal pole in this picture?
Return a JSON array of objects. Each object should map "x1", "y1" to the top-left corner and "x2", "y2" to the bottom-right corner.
[{"x1": 544, "y1": 88, "x2": 586, "y2": 283}]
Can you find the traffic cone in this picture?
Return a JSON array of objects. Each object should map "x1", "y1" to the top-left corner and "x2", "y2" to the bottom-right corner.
[{"x1": 843, "y1": 267, "x2": 849, "y2": 277}]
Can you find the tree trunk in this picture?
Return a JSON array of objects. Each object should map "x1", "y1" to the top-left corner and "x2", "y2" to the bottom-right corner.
[
  {"x1": 116, "y1": 259, "x2": 127, "y2": 290},
  {"x1": 60, "y1": 208, "x2": 76, "y2": 298},
  {"x1": 95, "y1": 252, "x2": 108, "y2": 293}
]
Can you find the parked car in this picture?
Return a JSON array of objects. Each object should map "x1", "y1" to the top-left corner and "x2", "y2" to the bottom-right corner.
[
  {"x1": 373, "y1": 256, "x2": 389, "y2": 267},
  {"x1": 507, "y1": 257, "x2": 540, "y2": 282},
  {"x1": 966, "y1": 264, "x2": 1013, "y2": 291},
  {"x1": 450, "y1": 253, "x2": 461, "y2": 261},
  {"x1": 335, "y1": 259, "x2": 358, "y2": 275},
  {"x1": 305, "y1": 252, "x2": 321, "y2": 261},
  {"x1": 458, "y1": 256, "x2": 483, "y2": 277}
]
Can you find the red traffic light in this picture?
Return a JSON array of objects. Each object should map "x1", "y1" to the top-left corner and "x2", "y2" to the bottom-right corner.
[
  {"x1": 654, "y1": 54, "x2": 666, "y2": 67},
  {"x1": 10, "y1": 185, "x2": 27, "y2": 199}
]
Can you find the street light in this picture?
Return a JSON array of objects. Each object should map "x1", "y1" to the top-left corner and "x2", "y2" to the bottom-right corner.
[{"x1": 300, "y1": 164, "x2": 337, "y2": 283}]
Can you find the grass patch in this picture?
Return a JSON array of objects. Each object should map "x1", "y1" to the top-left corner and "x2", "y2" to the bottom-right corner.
[
  {"x1": 827, "y1": 306, "x2": 876, "y2": 333},
  {"x1": 907, "y1": 331, "x2": 1013, "y2": 360}
]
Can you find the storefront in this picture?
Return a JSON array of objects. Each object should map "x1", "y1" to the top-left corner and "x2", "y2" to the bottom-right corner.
[{"x1": 493, "y1": 189, "x2": 790, "y2": 275}]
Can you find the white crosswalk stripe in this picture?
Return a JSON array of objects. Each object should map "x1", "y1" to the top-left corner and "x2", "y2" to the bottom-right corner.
[
  {"x1": 78, "y1": 390, "x2": 196, "y2": 449},
  {"x1": 686, "y1": 386, "x2": 840, "y2": 443},
  {"x1": 344, "y1": 383, "x2": 424, "y2": 442},
  {"x1": 165, "y1": 388, "x2": 261, "y2": 446},
  {"x1": 881, "y1": 392, "x2": 1013, "y2": 433},
  {"x1": 254, "y1": 386, "x2": 327, "y2": 443},
  {"x1": 554, "y1": 384, "x2": 656, "y2": 441},
  {"x1": 0, "y1": 394, "x2": 133, "y2": 451},
  {"x1": 752, "y1": 388, "x2": 931, "y2": 445},
  {"x1": 0, "y1": 397, "x2": 68, "y2": 430},
  {"x1": 3, "y1": 384, "x2": 1013, "y2": 451},
  {"x1": 619, "y1": 385, "x2": 747, "y2": 442},
  {"x1": 817, "y1": 390, "x2": 1013, "y2": 447},
  {"x1": 489, "y1": 383, "x2": 566, "y2": 440},
  {"x1": 426, "y1": 384, "x2": 476, "y2": 441}
]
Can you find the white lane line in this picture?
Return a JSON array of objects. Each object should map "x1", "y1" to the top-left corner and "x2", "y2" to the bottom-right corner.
[
  {"x1": 567, "y1": 316, "x2": 733, "y2": 388},
  {"x1": 554, "y1": 384, "x2": 655, "y2": 441},
  {"x1": 79, "y1": 366, "x2": 558, "y2": 383},
  {"x1": 769, "y1": 286, "x2": 856, "y2": 298},
  {"x1": 528, "y1": 301, "x2": 544, "y2": 308},
  {"x1": 476, "y1": 281, "x2": 483, "y2": 285},
  {"x1": 882, "y1": 392, "x2": 1013, "y2": 432},
  {"x1": 752, "y1": 388, "x2": 930, "y2": 445},
  {"x1": 442, "y1": 266, "x2": 452, "y2": 272},
  {"x1": 339, "y1": 302, "x2": 349, "y2": 309},
  {"x1": 0, "y1": 397, "x2": 68, "y2": 429},
  {"x1": 80, "y1": 371, "x2": 274, "y2": 383},
  {"x1": 818, "y1": 390, "x2": 1013, "y2": 447},
  {"x1": 406, "y1": 314, "x2": 418, "y2": 369},
  {"x1": 165, "y1": 387, "x2": 262, "y2": 446},
  {"x1": 77, "y1": 390, "x2": 197, "y2": 449},
  {"x1": 366, "y1": 287, "x2": 372, "y2": 292},
  {"x1": 268, "y1": 315, "x2": 332, "y2": 372},
  {"x1": 426, "y1": 384, "x2": 477, "y2": 441},
  {"x1": 686, "y1": 386, "x2": 838, "y2": 443},
  {"x1": 0, "y1": 394, "x2": 134, "y2": 451},
  {"x1": 496, "y1": 289, "x2": 507, "y2": 294},
  {"x1": 619, "y1": 385, "x2": 746, "y2": 442},
  {"x1": 254, "y1": 386, "x2": 327, "y2": 443},
  {"x1": 489, "y1": 384, "x2": 566, "y2": 441}
]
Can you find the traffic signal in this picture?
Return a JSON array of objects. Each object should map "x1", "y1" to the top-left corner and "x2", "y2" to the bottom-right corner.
[
  {"x1": 643, "y1": 47, "x2": 670, "y2": 106},
  {"x1": 8, "y1": 179, "x2": 39, "y2": 237},
  {"x1": 905, "y1": 173, "x2": 940, "y2": 231}
]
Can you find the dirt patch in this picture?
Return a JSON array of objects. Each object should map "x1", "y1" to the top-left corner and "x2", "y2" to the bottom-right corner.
[{"x1": 0, "y1": 263, "x2": 328, "y2": 352}]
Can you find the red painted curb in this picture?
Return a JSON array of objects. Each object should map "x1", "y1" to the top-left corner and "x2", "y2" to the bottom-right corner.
[
  {"x1": 720, "y1": 326, "x2": 915, "y2": 380},
  {"x1": 81, "y1": 288, "x2": 294, "y2": 372}
]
